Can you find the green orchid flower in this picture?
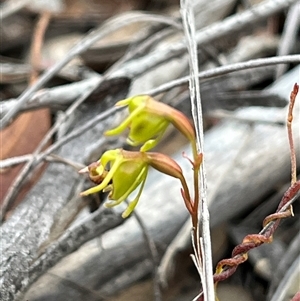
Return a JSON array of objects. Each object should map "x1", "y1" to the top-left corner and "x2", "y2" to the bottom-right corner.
[
  {"x1": 105, "y1": 95, "x2": 196, "y2": 152},
  {"x1": 79, "y1": 149, "x2": 192, "y2": 218}
]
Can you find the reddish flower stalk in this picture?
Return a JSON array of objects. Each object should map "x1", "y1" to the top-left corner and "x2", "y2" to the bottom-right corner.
[{"x1": 287, "y1": 83, "x2": 299, "y2": 185}]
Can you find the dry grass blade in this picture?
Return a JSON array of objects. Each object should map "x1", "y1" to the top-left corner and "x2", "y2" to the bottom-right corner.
[
  {"x1": 180, "y1": 0, "x2": 214, "y2": 300},
  {"x1": 130, "y1": 208, "x2": 162, "y2": 301},
  {"x1": 148, "y1": 55, "x2": 300, "y2": 96}
]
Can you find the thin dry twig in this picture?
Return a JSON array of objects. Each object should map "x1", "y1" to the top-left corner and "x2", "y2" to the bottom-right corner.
[
  {"x1": 196, "y1": 182, "x2": 300, "y2": 301},
  {"x1": 130, "y1": 208, "x2": 162, "y2": 301},
  {"x1": 2, "y1": 54, "x2": 299, "y2": 119},
  {"x1": 3, "y1": 15, "x2": 177, "y2": 216},
  {"x1": 0, "y1": 13, "x2": 183, "y2": 219},
  {"x1": 1, "y1": 21, "x2": 172, "y2": 217},
  {"x1": 193, "y1": 0, "x2": 297, "y2": 46},
  {"x1": 213, "y1": 181, "x2": 300, "y2": 281},
  {"x1": 3, "y1": 54, "x2": 298, "y2": 206},
  {"x1": 148, "y1": 55, "x2": 300, "y2": 96},
  {"x1": 180, "y1": 0, "x2": 214, "y2": 300},
  {"x1": 180, "y1": 0, "x2": 202, "y2": 266},
  {"x1": 207, "y1": 109, "x2": 285, "y2": 125},
  {"x1": 112, "y1": 0, "x2": 297, "y2": 82},
  {"x1": 1, "y1": 55, "x2": 299, "y2": 117},
  {"x1": 3, "y1": 55, "x2": 298, "y2": 218},
  {"x1": 0, "y1": 13, "x2": 182, "y2": 129},
  {"x1": 2, "y1": 55, "x2": 299, "y2": 220},
  {"x1": 0, "y1": 154, "x2": 84, "y2": 170}
]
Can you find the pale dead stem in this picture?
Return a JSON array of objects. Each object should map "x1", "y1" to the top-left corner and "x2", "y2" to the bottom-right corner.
[
  {"x1": 0, "y1": 154, "x2": 84, "y2": 170},
  {"x1": 148, "y1": 55, "x2": 300, "y2": 96},
  {"x1": 180, "y1": 1, "x2": 215, "y2": 300},
  {"x1": 130, "y1": 208, "x2": 162, "y2": 301}
]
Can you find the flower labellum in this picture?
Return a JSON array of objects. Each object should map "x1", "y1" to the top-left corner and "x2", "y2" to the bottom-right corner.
[
  {"x1": 80, "y1": 149, "x2": 148, "y2": 218},
  {"x1": 79, "y1": 148, "x2": 191, "y2": 217}
]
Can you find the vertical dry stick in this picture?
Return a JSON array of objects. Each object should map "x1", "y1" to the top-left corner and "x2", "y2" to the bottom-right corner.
[
  {"x1": 180, "y1": 1, "x2": 215, "y2": 300},
  {"x1": 29, "y1": 11, "x2": 52, "y2": 84},
  {"x1": 287, "y1": 83, "x2": 299, "y2": 185}
]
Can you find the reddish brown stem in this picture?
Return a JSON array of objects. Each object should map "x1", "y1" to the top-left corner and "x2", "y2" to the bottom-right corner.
[
  {"x1": 287, "y1": 83, "x2": 299, "y2": 185},
  {"x1": 274, "y1": 180, "x2": 300, "y2": 213}
]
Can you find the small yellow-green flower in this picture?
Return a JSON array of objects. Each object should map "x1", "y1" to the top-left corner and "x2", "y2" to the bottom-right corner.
[
  {"x1": 105, "y1": 95, "x2": 195, "y2": 152},
  {"x1": 79, "y1": 149, "x2": 192, "y2": 217}
]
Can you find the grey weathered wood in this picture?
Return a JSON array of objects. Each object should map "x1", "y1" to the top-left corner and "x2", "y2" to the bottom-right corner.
[
  {"x1": 22, "y1": 66, "x2": 300, "y2": 300},
  {"x1": 0, "y1": 85, "x2": 130, "y2": 301},
  {"x1": 267, "y1": 230, "x2": 300, "y2": 300},
  {"x1": 0, "y1": 0, "x2": 237, "y2": 119},
  {"x1": 1, "y1": 0, "x2": 294, "y2": 126},
  {"x1": 112, "y1": 0, "x2": 297, "y2": 80},
  {"x1": 269, "y1": 255, "x2": 300, "y2": 301}
]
